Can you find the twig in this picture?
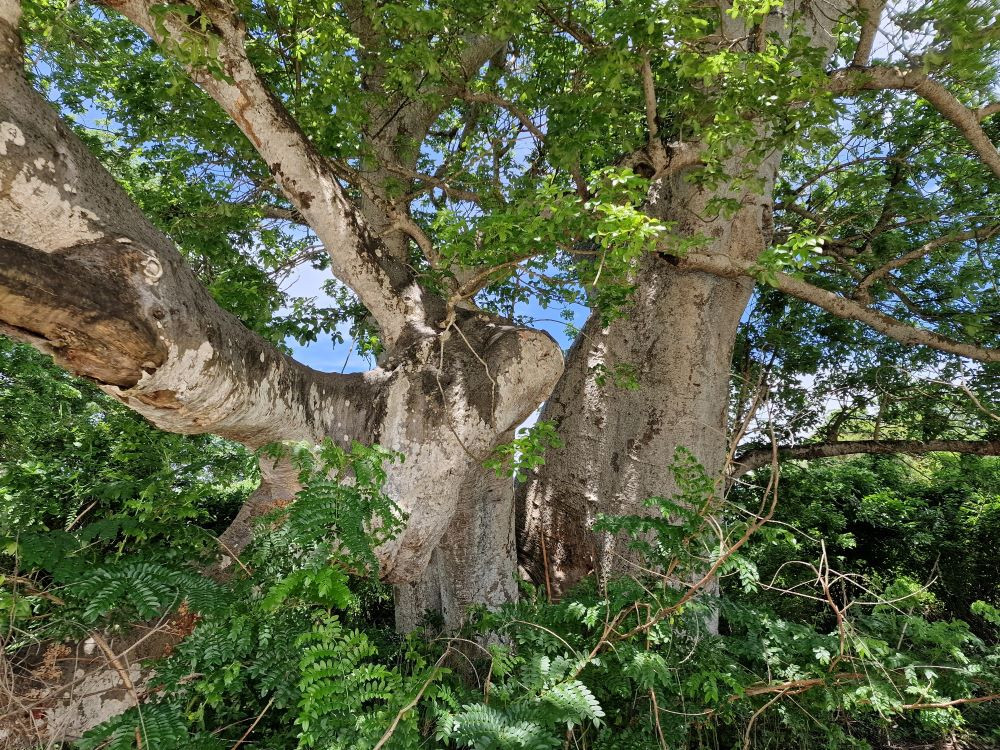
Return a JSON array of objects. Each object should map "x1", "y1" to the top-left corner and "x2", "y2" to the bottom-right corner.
[
  {"x1": 229, "y1": 695, "x2": 275, "y2": 749},
  {"x1": 372, "y1": 647, "x2": 453, "y2": 750}
]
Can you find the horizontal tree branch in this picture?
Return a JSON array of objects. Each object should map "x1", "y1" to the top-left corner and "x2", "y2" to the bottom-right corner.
[
  {"x1": 737, "y1": 673, "x2": 1000, "y2": 714},
  {"x1": 741, "y1": 672, "x2": 865, "y2": 698},
  {"x1": 258, "y1": 203, "x2": 306, "y2": 223},
  {"x1": 674, "y1": 251, "x2": 1000, "y2": 363},
  {"x1": 732, "y1": 439, "x2": 1000, "y2": 477},
  {"x1": 900, "y1": 693, "x2": 1000, "y2": 711},
  {"x1": 0, "y1": 32, "x2": 379, "y2": 447}
]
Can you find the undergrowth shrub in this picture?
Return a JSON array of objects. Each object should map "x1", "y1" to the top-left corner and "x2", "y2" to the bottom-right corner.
[{"x1": 3, "y1": 341, "x2": 1000, "y2": 749}]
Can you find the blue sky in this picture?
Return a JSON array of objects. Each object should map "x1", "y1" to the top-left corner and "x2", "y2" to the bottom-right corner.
[{"x1": 284, "y1": 264, "x2": 590, "y2": 373}]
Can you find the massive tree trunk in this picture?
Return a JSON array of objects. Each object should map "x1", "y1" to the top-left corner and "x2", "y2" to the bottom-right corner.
[
  {"x1": 0, "y1": 0, "x2": 562, "y2": 605},
  {"x1": 518, "y1": 175, "x2": 769, "y2": 594},
  {"x1": 518, "y1": 0, "x2": 851, "y2": 594},
  {"x1": 394, "y1": 441, "x2": 517, "y2": 631}
]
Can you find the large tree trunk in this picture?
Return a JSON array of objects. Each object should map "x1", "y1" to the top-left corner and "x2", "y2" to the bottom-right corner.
[
  {"x1": 394, "y1": 438, "x2": 517, "y2": 632},
  {"x1": 0, "y1": 0, "x2": 562, "y2": 601},
  {"x1": 517, "y1": 267, "x2": 753, "y2": 593},
  {"x1": 516, "y1": 0, "x2": 850, "y2": 598},
  {"x1": 517, "y1": 176, "x2": 770, "y2": 594},
  {"x1": 0, "y1": 0, "x2": 561, "y2": 735}
]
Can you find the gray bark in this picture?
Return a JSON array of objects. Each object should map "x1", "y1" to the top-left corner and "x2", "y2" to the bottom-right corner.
[
  {"x1": 732, "y1": 439, "x2": 1000, "y2": 478},
  {"x1": 517, "y1": 179, "x2": 769, "y2": 593},
  {"x1": 0, "y1": 0, "x2": 563, "y2": 589},
  {"x1": 394, "y1": 434, "x2": 517, "y2": 632},
  {"x1": 517, "y1": 0, "x2": 851, "y2": 594}
]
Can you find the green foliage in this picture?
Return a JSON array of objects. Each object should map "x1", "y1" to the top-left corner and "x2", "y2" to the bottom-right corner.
[
  {"x1": 295, "y1": 616, "x2": 409, "y2": 748},
  {"x1": 7, "y1": 0, "x2": 1000, "y2": 745},
  {"x1": 732, "y1": 455, "x2": 1000, "y2": 636},
  {"x1": 76, "y1": 561, "x2": 231, "y2": 622},
  {"x1": 485, "y1": 421, "x2": 563, "y2": 482},
  {"x1": 4, "y1": 359, "x2": 1000, "y2": 749},
  {"x1": 267, "y1": 439, "x2": 406, "y2": 574},
  {"x1": 78, "y1": 701, "x2": 198, "y2": 750},
  {"x1": 589, "y1": 363, "x2": 641, "y2": 390},
  {"x1": 755, "y1": 232, "x2": 828, "y2": 281},
  {"x1": 0, "y1": 338, "x2": 254, "y2": 643},
  {"x1": 594, "y1": 446, "x2": 718, "y2": 570},
  {"x1": 438, "y1": 650, "x2": 604, "y2": 750},
  {"x1": 149, "y1": 3, "x2": 233, "y2": 83}
]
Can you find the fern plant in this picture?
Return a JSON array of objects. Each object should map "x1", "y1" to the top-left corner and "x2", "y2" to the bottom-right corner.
[
  {"x1": 75, "y1": 561, "x2": 231, "y2": 622},
  {"x1": 77, "y1": 701, "x2": 208, "y2": 750},
  {"x1": 295, "y1": 616, "x2": 404, "y2": 748},
  {"x1": 438, "y1": 650, "x2": 604, "y2": 750}
]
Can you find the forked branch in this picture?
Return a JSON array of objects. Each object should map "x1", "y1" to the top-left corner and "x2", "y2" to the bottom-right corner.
[
  {"x1": 100, "y1": 0, "x2": 419, "y2": 345},
  {"x1": 674, "y1": 251, "x2": 1000, "y2": 363}
]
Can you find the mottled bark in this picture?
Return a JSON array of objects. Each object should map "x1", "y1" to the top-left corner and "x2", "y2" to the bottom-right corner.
[
  {"x1": 0, "y1": 0, "x2": 563, "y2": 589},
  {"x1": 517, "y1": 0, "x2": 852, "y2": 594},
  {"x1": 394, "y1": 435, "x2": 517, "y2": 632},
  {"x1": 517, "y1": 194, "x2": 766, "y2": 593}
]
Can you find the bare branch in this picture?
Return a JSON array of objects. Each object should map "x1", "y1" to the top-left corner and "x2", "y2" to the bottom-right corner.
[
  {"x1": 258, "y1": 204, "x2": 305, "y2": 223},
  {"x1": 458, "y1": 90, "x2": 546, "y2": 143},
  {"x1": 639, "y1": 52, "x2": 667, "y2": 172},
  {"x1": 732, "y1": 439, "x2": 1000, "y2": 477},
  {"x1": 976, "y1": 101, "x2": 1000, "y2": 121},
  {"x1": 901, "y1": 694, "x2": 1000, "y2": 711},
  {"x1": 854, "y1": 225, "x2": 1000, "y2": 302},
  {"x1": 536, "y1": 2, "x2": 599, "y2": 50}
]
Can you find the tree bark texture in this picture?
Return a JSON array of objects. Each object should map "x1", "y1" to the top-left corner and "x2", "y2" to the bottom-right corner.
[
  {"x1": 517, "y1": 0, "x2": 850, "y2": 594},
  {"x1": 0, "y1": 0, "x2": 563, "y2": 598},
  {"x1": 517, "y1": 179, "x2": 768, "y2": 594}
]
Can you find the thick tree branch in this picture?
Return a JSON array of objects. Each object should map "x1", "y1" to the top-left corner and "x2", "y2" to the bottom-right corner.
[
  {"x1": 732, "y1": 439, "x2": 1000, "y2": 477},
  {"x1": 829, "y1": 66, "x2": 1000, "y2": 180},
  {"x1": 258, "y1": 203, "x2": 305, "y2": 223},
  {"x1": 386, "y1": 163, "x2": 484, "y2": 204},
  {"x1": 851, "y1": 0, "x2": 883, "y2": 67},
  {"x1": 348, "y1": 8, "x2": 501, "y2": 264},
  {"x1": 977, "y1": 102, "x2": 1000, "y2": 121},
  {"x1": 0, "y1": 20, "x2": 379, "y2": 447},
  {"x1": 101, "y1": 0, "x2": 421, "y2": 346},
  {"x1": 2, "y1": 0, "x2": 566, "y2": 587},
  {"x1": 639, "y1": 52, "x2": 667, "y2": 172},
  {"x1": 674, "y1": 251, "x2": 1000, "y2": 362}
]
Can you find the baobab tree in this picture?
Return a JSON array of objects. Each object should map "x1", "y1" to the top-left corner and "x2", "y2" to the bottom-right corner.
[
  {"x1": 2, "y1": 0, "x2": 1000, "y2": 641},
  {"x1": 517, "y1": 0, "x2": 1000, "y2": 592}
]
